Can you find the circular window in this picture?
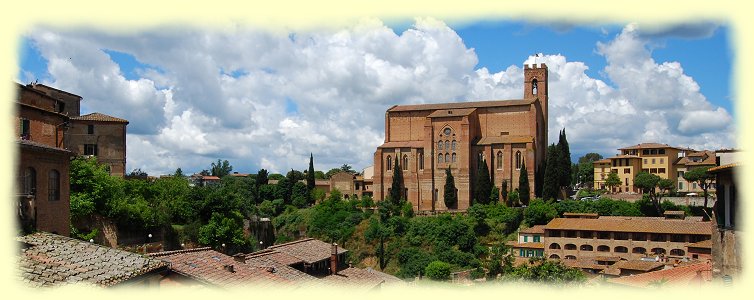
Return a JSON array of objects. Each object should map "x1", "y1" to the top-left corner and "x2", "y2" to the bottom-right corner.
[{"x1": 443, "y1": 128, "x2": 451, "y2": 136}]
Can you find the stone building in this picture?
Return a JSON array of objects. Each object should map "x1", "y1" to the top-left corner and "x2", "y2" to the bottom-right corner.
[
  {"x1": 15, "y1": 83, "x2": 72, "y2": 236},
  {"x1": 373, "y1": 63, "x2": 549, "y2": 211}
]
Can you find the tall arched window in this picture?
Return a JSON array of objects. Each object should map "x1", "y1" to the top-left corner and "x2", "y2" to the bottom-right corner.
[
  {"x1": 532, "y1": 78, "x2": 538, "y2": 95},
  {"x1": 418, "y1": 153, "x2": 424, "y2": 170},
  {"x1": 438, "y1": 141, "x2": 444, "y2": 150},
  {"x1": 386, "y1": 156, "x2": 392, "y2": 171},
  {"x1": 23, "y1": 167, "x2": 36, "y2": 195},
  {"x1": 48, "y1": 170, "x2": 60, "y2": 201},
  {"x1": 444, "y1": 140, "x2": 449, "y2": 150},
  {"x1": 403, "y1": 155, "x2": 408, "y2": 171},
  {"x1": 445, "y1": 153, "x2": 450, "y2": 163},
  {"x1": 515, "y1": 151, "x2": 522, "y2": 170},
  {"x1": 438, "y1": 154, "x2": 444, "y2": 164},
  {"x1": 452, "y1": 153, "x2": 457, "y2": 162},
  {"x1": 496, "y1": 152, "x2": 503, "y2": 169},
  {"x1": 451, "y1": 140, "x2": 457, "y2": 151}
]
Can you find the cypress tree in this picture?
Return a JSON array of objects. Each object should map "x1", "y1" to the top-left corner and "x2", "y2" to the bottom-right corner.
[
  {"x1": 543, "y1": 144, "x2": 560, "y2": 201},
  {"x1": 557, "y1": 129, "x2": 572, "y2": 191},
  {"x1": 443, "y1": 167, "x2": 457, "y2": 209},
  {"x1": 390, "y1": 157, "x2": 403, "y2": 205},
  {"x1": 519, "y1": 159, "x2": 530, "y2": 206},
  {"x1": 475, "y1": 159, "x2": 492, "y2": 205},
  {"x1": 501, "y1": 179, "x2": 509, "y2": 206},
  {"x1": 307, "y1": 153, "x2": 315, "y2": 192}
]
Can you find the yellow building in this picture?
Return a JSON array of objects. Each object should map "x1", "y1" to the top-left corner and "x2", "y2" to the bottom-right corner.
[{"x1": 593, "y1": 143, "x2": 690, "y2": 193}]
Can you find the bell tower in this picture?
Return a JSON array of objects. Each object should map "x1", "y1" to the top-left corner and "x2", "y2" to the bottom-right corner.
[{"x1": 524, "y1": 63, "x2": 548, "y2": 115}]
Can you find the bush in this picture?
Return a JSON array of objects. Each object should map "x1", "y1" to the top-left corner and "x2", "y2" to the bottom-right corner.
[
  {"x1": 424, "y1": 261, "x2": 451, "y2": 281},
  {"x1": 523, "y1": 199, "x2": 558, "y2": 226}
]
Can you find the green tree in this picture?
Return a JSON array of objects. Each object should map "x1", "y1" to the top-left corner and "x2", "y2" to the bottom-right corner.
[
  {"x1": 605, "y1": 172, "x2": 621, "y2": 192},
  {"x1": 683, "y1": 166, "x2": 715, "y2": 207},
  {"x1": 390, "y1": 158, "x2": 404, "y2": 205},
  {"x1": 524, "y1": 199, "x2": 558, "y2": 226},
  {"x1": 490, "y1": 186, "x2": 500, "y2": 204},
  {"x1": 307, "y1": 153, "x2": 316, "y2": 192},
  {"x1": 324, "y1": 168, "x2": 341, "y2": 179},
  {"x1": 509, "y1": 189, "x2": 520, "y2": 207},
  {"x1": 291, "y1": 181, "x2": 310, "y2": 208},
  {"x1": 475, "y1": 159, "x2": 492, "y2": 205},
  {"x1": 501, "y1": 180, "x2": 509, "y2": 206},
  {"x1": 557, "y1": 129, "x2": 572, "y2": 191},
  {"x1": 173, "y1": 167, "x2": 184, "y2": 177},
  {"x1": 364, "y1": 217, "x2": 392, "y2": 270},
  {"x1": 519, "y1": 159, "x2": 530, "y2": 205},
  {"x1": 210, "y1": 159, "x2": 233, "y2": 177},
  {"x1": 542, "y1": 144, "x2": 560, "y2": 201},
  {"x1": 634, "y1": 171, "x2": 662, "y2": 215},
  {"x1": 255, "y1": 169, "x2": 269, "y2": 185},
  {"x1": 198, "y1": 211, "x2": 250, "y2": 254},
  {"x1": 340, "y1": 164, "x2": 355, "y2": 174},
  {"x1": 443, "y1": 167, "x2": 457, "y2": 209},
  {"x1": 505, "y1": 257, "x2": 586, "y2": 284},
  {"x1": 314, "y1": 170, "x2": 326, "y2": 180},
  {"x1": 424, "y1": 261, "x2": 451, "y2": 281}
]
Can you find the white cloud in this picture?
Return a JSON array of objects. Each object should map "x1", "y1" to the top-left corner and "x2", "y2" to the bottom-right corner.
[{"x1": 24, "y1": 20, "x2": 734, "y2": 175}]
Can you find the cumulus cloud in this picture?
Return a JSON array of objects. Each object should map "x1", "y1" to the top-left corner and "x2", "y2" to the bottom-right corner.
[{"x1": 22, "y1": 20, "x2": 734, "y2": 175}]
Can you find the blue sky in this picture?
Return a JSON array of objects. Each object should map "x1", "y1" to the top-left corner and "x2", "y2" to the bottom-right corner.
[{"x1": 16, "y1": 19, "x2": 736, "y2": 175}]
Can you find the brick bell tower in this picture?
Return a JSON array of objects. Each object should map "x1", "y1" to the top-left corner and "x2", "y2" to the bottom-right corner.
[{"x1": 524, "y1": 63, "x2": 548, "y2": 196}]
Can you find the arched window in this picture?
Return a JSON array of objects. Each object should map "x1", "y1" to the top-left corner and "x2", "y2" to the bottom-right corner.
[
  {"x1": 597, "y1": 245, "x2": 610, "y2": 252},
  {"x1": 438, "y1": 141, "x2": 443, "y2": 150},
  {"x1": 438, "y1": 154, "x2": 444, "y2": 164},
  {"x1": 532, "y1": 78, "x2": 538, "y2": 95},
  {"x1": 386, "y1": 156, "x2": 392, "y2": 171},
  {"x1": 23, "y1": 167, "x2": 36, "y2": 195},
  {"x1": 670, "y1": 249, "x2": 685, "y2": 256},
  {"x1": 452, "y1": 153, "x2": 457, "y2": 162},
  {"x1": 496, "y1": 151, "x2": 503, "y2": 169},
  {"x1": 549, "y1": 254, "x2": 560, "y2": 259},
  {"x1": 451, "y1": 140, "x2": 457, "y2": 151},
  {"x1": 418, "y1": 153, "x2": 424, "y2": 170},
  {"x1": 48, "y1": 170, "x2": 60, "y2": 201},
  {"x1": 614, "y1": 246, "x2": 628, "y2": 253},
  {"x1": 632, "y1": 247, "x2": 647, "y2": 254},
  {"x1": 565, "y1": 255, "x2": 576, "y2": 260},
  {"x1": 515, "y1": 151, "x2": 522, "y2": 170},
  {"x1": 564, "y1": 244, "x2": 577, "y2": 250},
  {"x1": 445, "y1": 140, "x2": 450, "y2": 150},
  {"x1": 651, "y1": 248, "x2": 666, "y2": 255},
  {"x1": 445, "y1": 154, "x2": 449, "y2": 164},
  {"x1": 549, "y1": 243, "x2": 561, "y2": 249},
  {"x1": 580, "y1": 245, "x2": 593, "y2": 251},
  {"x1": 403, "y1": 155, "x2": 408, "y2": 171}
]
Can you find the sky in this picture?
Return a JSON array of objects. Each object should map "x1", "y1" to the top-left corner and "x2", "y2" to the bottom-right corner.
[{"x1": 16, "y1": 18, "x2": 736, "y2": 176}]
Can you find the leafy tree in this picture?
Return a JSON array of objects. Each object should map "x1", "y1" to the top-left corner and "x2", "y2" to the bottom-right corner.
[
  {"x1": 501, "y1": 180, "x2": 509, "y2": 206},
  {"x1": 443, "y1": 167, "x2": 457, "y2": 209},
  {"x1": 173, "y1": 167, "x2": 184, "y2": 177},
  {"x1": 291, "y1": 181, "x2": 310, "y2": 208},
  {"x1": 575, "y1": 153, "x2": 603, "y2": 188},
  {"x1": 578, "y1": 153, "x2": 604, "y2": 164},
  {"x1": 314, "y1": 170, "x2": 326, "y2": 180},
  {"x1": 396, "y1": 247, "x2": 435, "y2": 278},
  {"x1": 324, "y1": 168, "x2": 341, "y2": 179},
  {"x1": 307, "y1": 153, "x2": 316, "y2": 192},
  {"x1": 519, "y1": 159, "x2": 530, "y2": 205},
  {"x1": 524, "y1": 199, "x2": 558, "y2": 226},
  {"x1": 126, "y1": 168, "x2": 148, "y2": 179},
  {"x1": 390, "y1": 158, "x2": 404, "y2": 205},
  {"x1": 490, "y1": 186, "x2": 500, "y2": 204},
  {"x1": 605, "y1": 172, "x2": 621, "y2": 192},
  {"x1": 683, "y1": 166, "x2": 715, "y2": 207},
  {"x1": 557, "y1": 129, "x2": 572, "y2": 191},
  {"x1": 199, "y1": 169, "x2": 210, "y2": 176},
  {"x1": 542, "y1": 144, "x2": 560, "y2": 201},
  {"x1": 340, "y1": 164, "x2": 355, "y2": 174},
  {"x1": 283, "y1": 169, "x2": 301, "y2": 204},
  {"x1": 509, "y1": 189, "x2": 520, "y2": 207},
  {"x1": 658, "y1": 178, "x2": 675, "y2": 195},
  {"x1": 268, "y1": 173, "x2": 285, "y2": 181},
  {"x1": 424, "y1": 261, "x2": 451, "y2": 281},
  {"x1": 256, "y1": 169, "x2": 269, "y2": 185},
  {"x1": 365, "y1": 217, "x2": 392, "y2": 270},
  {"x1": 475, "y1": 159, "x2": 492, "y2": 205},
  {"x1": 504, "y1": 257, "x2": 585, "y2": 284},
  {"x1": 210, "y1": 159, "x2": 233, "y2": 177},
  {"x1": 634, "y1": 171, "x2": 662, "y2": 215},
  {"x1": 198, "y1": 211, "x2": 251, "y2": 254}
]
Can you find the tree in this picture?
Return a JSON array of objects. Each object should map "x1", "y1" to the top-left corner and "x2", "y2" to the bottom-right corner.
[
  {"x1": 658, "y1": 178, "x2": 675, "y2": 196},
  {"x1": 173, "y1": 168, "x2": 184, "y2": 177},
  {"x1": 390, "y1": 158, "x2": 404, "y2": 205},
  {"x1": 307, "y1": 153, "x2": 316, "y2": 192},
  {"x1": 524, "y1": 199, "x2": 558, "y2": 226},
  {"x1": 542, "y1": 144, "x2": 560, "y2": 201},
  {"x1": 291, "y1": 181, "x2": 310, "y2": 208},
  {"x1": 314, "y1": 171, "x2": 326, "y2": 180},
  {"x1": 256, "y1": 169, "x2": 269, "y2": 185},
  {"x1": 340, "y1": 164, "x2": 355, "y2": 174},
  {"x1": 126, "y1": 168, "x2": 148, "y2": 179},
  {"x1": 501, "y1": 180, "x2": 509, "y2": 206},
  {"x1": 475, "y1": 159, "x2": 492, "y2": 205},
  {"x1": 557, "y1": 129, "x2": 572, "y2": 192},
  {"x1": 519, "y1": 160, "x2": 530, "y2": 206},
  {"x1": 490, "y1": 186, "x2": 500, "y2": 204},
  {"x1": 575, "y1": 153, "x2": 603, "y2": 188},
  {"x1": 443, "y1": 167, "x2": 457, "y2": 209},
  {"x1": 578, "y1": 153, "x2": 604, "y2": 164},
  {"x1": 365, "y1": 217, "x2": 392, "y2": 270},
  {"x1": 198, "y1": 211, "x2": 251, "y2": 254},
  {"x1": 424, "y1": 261, "x2": 451, "y2": 281},
  {"x1": 634, "y1": 171, "x2": 662, "y2": 215},
  {"x1": 210, "y1": 159, "x2": 233, "y2": 177},
  {"x1": 683, "y1": 167, "x2": 715, "y2": 207},
  {"x1": 605, "y1": 172, "x2": 621, "y2": 192}
]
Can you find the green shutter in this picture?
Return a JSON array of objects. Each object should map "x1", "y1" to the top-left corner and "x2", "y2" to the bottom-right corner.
[
  {"x1": 534, "y1": 235, "x2": 540, "y2": 242},
  {"x1": 524, "y1": 236, "x2": 528, "y2": 242}
]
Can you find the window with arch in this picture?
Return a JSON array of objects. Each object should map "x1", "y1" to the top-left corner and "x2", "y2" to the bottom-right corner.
[
  {"x1": 445, "y1": 153, "x2": 449, "y2": 164},
  {"x1": 564, "y1": 244, "x2": 577, "y2": 250},
  {"x1": 651, "y1": 248, "x2": 666, "y2": 255},
  {"x1": 532, "y1": 78, "x2": 538, "y2": 95},
  {"x1": 614, "y1": 246, "x2": 628, "y2": 253},
  {"x1": 438, "y1": 141, "x2": 443, "y2": 150},
  {"x1": 402, "y1": 155, "x2": 408, "y2": 171},
  {"x1": 452, "y1": 153, "x2": 457, "y2": 162},
  {"x1": 451, "y1": 140, "x2": 457, "y2": 151},
  {"x1": 438, "y1": 154, "x2": 444, "y2": 164},
  {"x1": 48, "y1": 170, "x2": 60, "y2": 201},
  {"x1": 632, "y1": 247, "x2": 647, "y2": 254},
  {"x1": 597, "y1": 245, "x2": 610, "y2": 252},
  {"x1": 418, "y1": 152, "x2": 424, "y2": 170},
  {"x1": 444, "y1": 140, "x2": 449, "y2": 150},
  {"x1": 565, "y1": 255, "x2": 576, "y2": 260},
  {"x1": 496, "y1": 151, "x2": 503, "y2": 169},
  {"x1": 549, "y1": 254, "x2": 560, "y2": 259},
  {"x1": 515, "y1": 151, "x2": 522, "y2": 170},
  {"x1": 23, "y1": 167, "x2": 36, "y2": 195},
  {"x1": 386, "y1": 156, "x2": 392, "y2": 171},
  {"x1": 670, "y1": 249, "x2": 685, "y2": 256},
  {"x1": 549, "y1": 243, "x2": 561, "y2": 249},
  {"x1": 580, "y1": 245, "x2": 593, "y2": 251},
  {"x1": 443, "y1": 127, "x2": 451, "y2": 136}
]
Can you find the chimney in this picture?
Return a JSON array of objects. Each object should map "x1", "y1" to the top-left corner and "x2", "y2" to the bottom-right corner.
[
  {"x1": 224, "y1": 264, "x2": 235, "y2": 273},
  {"x1": 330, "y1": 243, "x2": 338, "y2": 275},
  {"x1": 233, "y1": 254, "x2": 246, "y2": 263}
]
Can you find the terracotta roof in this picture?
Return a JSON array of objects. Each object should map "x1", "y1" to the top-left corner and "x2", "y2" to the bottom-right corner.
[
  {"x1": 509, "y1": 242, "x2": 544, "y2": 249},
  {"x1": 609, "y1": 260, "x2": 665, "y2": 272},
  {"x1": 265, "y1": 238, "x2": 347, "y2": 264},
  {"x1": 563, "y1": 212, "x2": 599, "y2": 218},
  {"x1": 520, "y1": 225, "x2": 545, "y2": 234},
  {"x1": 31, "y1": 83, "x2": 82, "y2": 99},
  {"x1": 476, "y1": 135, "x2": 533, "y2": 145},
  {"x1": 618, "y1": 143, "x2": 683, "y2": 150},
  {"x1": 606, "y1": 154, "x2": 642, "y2": 160},
  {"x1": 594, "y1": 256, "x2": 622, "y2": 262},
  {"x1": 708, "y1": 163, "x2": 740, "y2": 173},
  {"x1": 388, "y1": 98, "x2": 535, "y2": 112},
  {"x1": 607, "y1": 262, "x2": 712, "y2": 288},
  {"x1": 17, "y1": 139, "x2": 72, "y2": 154},
  {"x1": 72, "y1": 112, "x2": 129, "y2": 123},
  {"x1": 544, "y1": 217, "x2": 712, "y2": 235},
  {"x1": 245, "y1": 249, "x2": 304, "y2": 266},
  {"x1": 320, "y1": 267, "x2": 386, "y2": 289},
  {"x1": 149, "y1": 248, "x2": 293, "y2": 288},
  {"x1": 202, "y1": 176, "x2": 221, "y2": 180},
  {"x1": 594, "y1": 159, "x2": 611, "y2": 164},
  {"x1": 687, "y1": 240, "x2": 712, "y2": 249},
  {"x1": 427, "y1": 108, "x2": 476, "y2": 118},
  {"x1": 18, "y1": 232, "x2": 168, "y2": 287},
  {"x1": 230, "y1": 173, "x2": 250, "y2": 177},
  {"x1": 241, "y1": 252, "x2": 316, "y2": 282},
  {"x1": 676, "y1": 151, "x2": 717, "y2": 166},
  {"x1": 563, "y1": 258, "x2": 607, "y2": 270},
  {"x1": 378, "y1": 141, "x2": 425, "y2": 149}
]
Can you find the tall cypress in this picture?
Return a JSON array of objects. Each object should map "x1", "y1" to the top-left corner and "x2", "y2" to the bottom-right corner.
[
  {"x1": 501, "y1": 179, "x2": 509, "y2": 206},
  {"x1": 307, "y1": 153, "x2": 315, "y2": 192},
  {"x1": 443, "y1": 167, "x2": 457, "y2": 209},
  {"x1": 557, "y1": 129, "x2": 572, "y2": 190},
  {"x1": 519, "y1": 159, "x2": 530, "y2": 206},
  {"x1": 475, "y1": 159, "x2": 492, "y2": 205},
  {"x1": 390, "y1": 157, "x2": 403, "y2": 205},
  {"x1": 543, "y1": 143, "x2": 560, "y2": 201}
]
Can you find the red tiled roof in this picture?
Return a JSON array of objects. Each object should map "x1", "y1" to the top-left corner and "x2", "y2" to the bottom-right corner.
[
  {"x1": 427, "y1": 108, "x2": 476, "y2": 118},
  {"x1": 609, "y1": 259, "x2": 666, "y2": 272},
  {"x1": 509, "y1": 242, "x2": 544, "y2": 249},
  {"x1": 607, "y1": 262, "x2": 713, "y2": 288},
  {"x1": 618, "y1": 143, "x2": 683, "y2": 150},
  {"x1": 245, "y1": 249, "x2": 304, "y2": 266},
  {"x1": 378, "y1": 141, "x2": 425, "y2": 149},
  {"x1": 545, "y1": 216, "x2": 712, "y2": 235},
  {"x1": 241, "y1": 252, "x2": 316, "y2": 282},
  {"x1": 149, "y1": 248, "x2": 293, "y2": 288},
  {"x1": 265, "y1": 238, "x2": 347, "y2": 264},
  {"x1": 519, "y1": 225, "x2": 545, "y2": 234},
  {"x1": 388, "y1": 98, "x2": 535, "y2": 112},
  {"x1": 687, "y1": 240, "x2": 712, "y2": 249},
  {"x1": 321, "y1": 267, "x2": 385, "y2": 289},
  {"x1": 606, "y1": 155, "x2": 642, "y2": 160},
  {"x1": 476, "y1": 135, "x2": 533, "y2": 145},
  {"x1": 563, "y1": 258, "x2": 607, "y2": 270},
  {"x1": 72, "y1": 112, "x2": 129, "y2": 123},
  {"x1": 17, "y1": 139, "x2": 72, "y2": 154},
  {"x1": 593, "y1": 159, "x2": 611, "y2": 164},
  {"x1": 708, "y1": 163, "x2": 740, "y2": 173},
  {"x1": 202, "y1": 176, "x2": 221, "y2": 180}
]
